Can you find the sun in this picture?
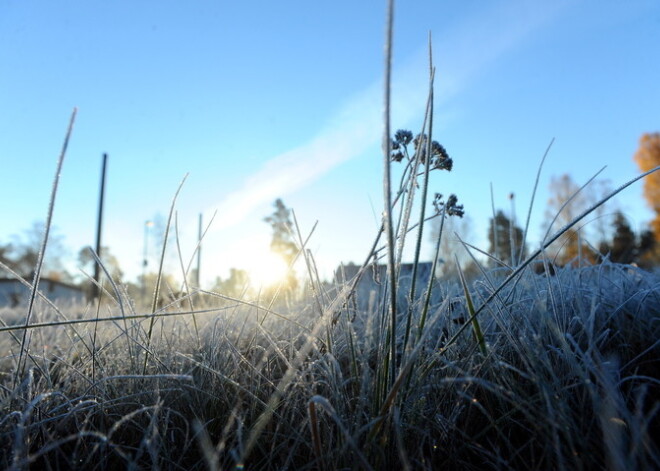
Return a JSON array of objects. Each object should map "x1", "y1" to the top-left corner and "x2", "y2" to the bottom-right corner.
[{"x1": 244, "y1": 249, "x2": 290, "y2": 289}]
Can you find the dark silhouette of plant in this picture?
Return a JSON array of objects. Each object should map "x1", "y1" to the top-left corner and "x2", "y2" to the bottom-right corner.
[
  {"x1": 433, "y1": 193, "x2": 464, "y2": 218},
  {"x1": 391, "y1": 130, "x2": 453, "y2": 171}
]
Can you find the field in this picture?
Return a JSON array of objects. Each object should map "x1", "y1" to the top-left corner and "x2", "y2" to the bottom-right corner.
[
  {"x1": 1, "y1": 257, "x2": 659, "y2": 470},
  {"x1": 2, "y1": 3, "x2": 660, "y2": 469}
]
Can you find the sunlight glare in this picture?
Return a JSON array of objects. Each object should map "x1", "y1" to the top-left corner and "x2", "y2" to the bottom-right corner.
[{"x1": 245, "y1": 249, "x2": 289, "y2": 288}]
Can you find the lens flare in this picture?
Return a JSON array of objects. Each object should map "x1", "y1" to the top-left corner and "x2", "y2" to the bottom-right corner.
[{"x1": 245, "y1": 250, "x2": 289, "y2": 288}]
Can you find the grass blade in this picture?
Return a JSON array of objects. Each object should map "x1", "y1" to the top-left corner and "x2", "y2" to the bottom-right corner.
[
  {"x1": 382, "y1": 0, "x2": 397, "y2": 386},
  {"x1": 142, "y1": 173, "x2": 188, "y2": 374},
  {"x1": 455, "y1": 254, "x2": 487, "y2": 355},
  {"x1": 14, "y1": 107, "x2": 77, "y2": 387}
]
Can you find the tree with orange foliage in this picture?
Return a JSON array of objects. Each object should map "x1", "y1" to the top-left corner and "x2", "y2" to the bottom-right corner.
[{"x1": 633, "y1": 133, "x2": 660, "y2": 242}]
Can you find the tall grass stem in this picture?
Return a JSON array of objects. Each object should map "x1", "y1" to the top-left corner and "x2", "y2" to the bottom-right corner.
[
  {"x1": 142, "y1": 174, "x2": 188, "y2": 374},
  {"x1": 382, "y1": 0, "x2": 397, "y2": 387},
  {"x1": 14, "y1": 107, "x2": 77, "y2": 387}
]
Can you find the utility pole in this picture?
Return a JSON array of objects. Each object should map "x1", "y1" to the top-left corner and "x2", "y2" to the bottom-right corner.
[{"x1": 93, "y1": 153, "x2": 108, "y2": 299}]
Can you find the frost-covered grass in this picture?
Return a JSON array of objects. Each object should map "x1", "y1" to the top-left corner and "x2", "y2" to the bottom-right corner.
[
  {"x1": 2, "y1": 1, "x2": 659, "y2": 468},
  {"x1": 0, "y1": 261, "x2": 658, "y2": 470}
]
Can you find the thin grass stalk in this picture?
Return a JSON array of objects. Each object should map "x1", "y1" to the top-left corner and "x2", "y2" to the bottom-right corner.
[
  {"x1": 240, "y1": 241, "x2": 401, "y2": 463},
  {"x1": 179, "y1": 355, "x2": 274, "y2": 411},
  {"x1": 543, "y1": 166, "x2": 606, "y2": 243},
  {"x1": 292, "y1": 213, "x2": 335, "y2": 352},
  {"x1": 87, "y1": 249, "x2": 128, "y2": 317},
  {"x1": 331, "y1": 229, "x2": 384, "y2": 326},
  {"x1": 292, "y1": 212, "x2": 324, "y2": 318},
  {"x1": 439, "y1": 165, "x2": 660, "y2": 356},
  {"x1": 90, "y1": 294, "x2": 102, "y2": 387},
  {"x1": 0, "y1": 305, "x2": 244, "y2": 334},
  {"x1": 254, "y1": 220, "x2": 316, "y2": 336},
  {"x1": 369, "y1": 298, "x2": 443, "y2": 441},
  {"x1": 87, "y1": 247, "x2": 136, "y2": 370},
  {"x1": 307, "y1": 401, "x2": 326, "y2": 471},
  {"x1": 308, "y1": 250, "x2": 329, "y2": 307},
  {"x1": 173, "y1": 212, "x2": 200, "y2": 344},
  {"x1": 178, "y1": 210, "x2": 218, "y2": 324},
  {"x1": 187, "y1": 211, "x2": 217, "y2": 278},
  {"x1": 346, "y1": 321, "x2": 359, "y2": 380},
  {"x1": 308, "y1": 395, "x2": 374, "y2": 471},
  {"x1": 519, "y1": 138, "x2": 554, "y2": 263},
  {"x1": 376, "y1": 324, "x2": 390, "y2": 411},
  {"x1": 3, "y1": 263, "x2": 99, "y2": 372},
  {"x1": 404, "y1": 56, "x2": 436, "y2": 354},
  {"x1": 390, "y1": 160, "x2": 418, "y2": 255},
  {"x1": 393, "y1": 159, "x2": 411, "y2": 200},
  {"x1": 490, "y1": 182, "x2": 499, "y2": 265},
  {"x1": 142, "y1": 173, "x2": 188, "y2": 374},
  {"x1": 375, "y1": 211, "x2": 442, "y2": 259},
  {"x1": 418, "y1": 204, "x2": 446, "y2": 336},
  {"x1": 14, "y1": 108, "x2": 77, "y2": 387},
  {"x1": 455, "y1": 237, "x2": 512, "y2": 269},
  {"x1": 394, "y1": 154, "x2": 419, "y2": 268},
  {"x1": 392, "y1": 142, "x2": 431, "y2": 255},
  {"x1": 13, "y1": 431, "x2": 109, "y2": 469},
  {"x1": 455, "y1": 255, "x2": 487, "y2": 355},
  {"x1": 393, "y1": 180, "x2": 409, "y2": 252},
  {"x1": 509, "y1": 193, "x2": 517, "y2": 265},
  {"x1": 198, "y1": 289, "x2": 311, "y2": 331},
  {"x1": 0, "y1": 263, "x2": 54, "y2": 381},
  {"x1": 0, "y1": 262, "x2": 47, "y2": 347},
  {"x1": 266, "y1": 220, "x2": 316, "y2": 310},
  {"x1": 331, "y1": 172, "x2": 435, "y2": 326},
  {"x1": 393, "y1": 406, "x2": 412, "y2": 471},
  {"x1": 459, "y1": 227, "x2": 565, "y2": 348},
  {"x1": 394, "y1": 87, "x2": 432, "y2": 269},
  {"x1": 192, "y1": 420, "x2": 220, "y2": 471},
  {"x1": 241, "y1": 298, "x2": 347, "y2": 462},
  {"x1": 454, "y1": 235, "x2": 534, "y2": 355},
  {"x1": 382, "y1": 0, "x2": 398, "y2": 388}
]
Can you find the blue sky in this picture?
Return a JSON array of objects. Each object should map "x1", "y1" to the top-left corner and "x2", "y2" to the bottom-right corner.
[{"x1": 1, "y1": 0, "x2": 659, "y2": 287}]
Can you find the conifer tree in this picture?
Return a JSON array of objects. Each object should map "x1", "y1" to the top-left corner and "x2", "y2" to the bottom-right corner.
[
  {"x1": 264, "y1": 199, "x2": 298, "y2": 289},
  {"x1": 488, "y1": 210, "x2": 526, "y2": 266}
]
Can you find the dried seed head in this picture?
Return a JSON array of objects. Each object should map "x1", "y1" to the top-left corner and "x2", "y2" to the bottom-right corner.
[
  {"x1": 433, "y1": 193, "x2": 465, "y2": 218},
  {"x1": 394, "y1": 129, "x2": 413, "y2": 146}
]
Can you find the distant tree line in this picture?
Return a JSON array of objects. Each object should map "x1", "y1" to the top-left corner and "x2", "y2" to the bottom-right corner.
[
  {"x1": 484, "y1": 206, "x2": 658, "y2": 271},
  {"x1": 482, "y1": 132, "x2": 660, "y2": 270},
  {"x1": 431, "y1": 132, "x2": 660, "y2": 276},
  {"x1": 0, "y1": 221, "x2": 71, "y2": 282}
]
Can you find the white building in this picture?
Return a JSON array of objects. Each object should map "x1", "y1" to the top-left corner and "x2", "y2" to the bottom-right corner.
[{"x1": 0, "y1": 278, "x2": 85, "y2": 308}]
